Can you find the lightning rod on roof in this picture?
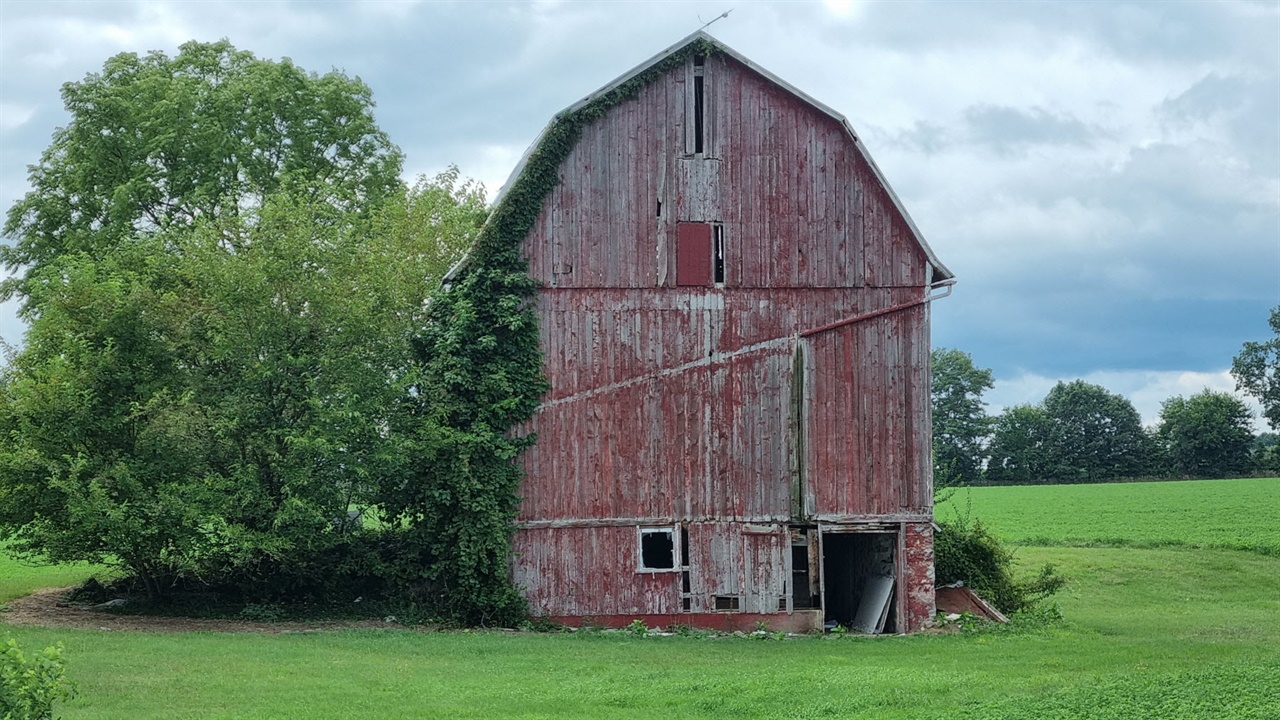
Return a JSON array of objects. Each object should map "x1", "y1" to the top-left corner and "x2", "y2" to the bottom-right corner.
[{"x1": 697, "y1": 9, "x2": 733, "y2": 32}]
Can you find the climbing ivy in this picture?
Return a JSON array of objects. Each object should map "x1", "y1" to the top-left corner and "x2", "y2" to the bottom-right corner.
[{"x1": 384, "y1": 38, "x2": 721, "y2": 625}]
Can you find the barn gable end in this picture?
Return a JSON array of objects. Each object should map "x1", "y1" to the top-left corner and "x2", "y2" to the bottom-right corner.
[{"x1": 491, "y1": 32, "x2": 950, "y2": 633}]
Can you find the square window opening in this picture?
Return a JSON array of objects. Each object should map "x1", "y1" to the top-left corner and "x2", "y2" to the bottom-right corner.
[{"x1": 640, "y1": 529, "x2": 675, "y2": 570}]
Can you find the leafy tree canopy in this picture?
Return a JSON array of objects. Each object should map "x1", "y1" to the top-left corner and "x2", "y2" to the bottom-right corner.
[
  {"x1": 986, "y1": 381, "x2": 1152, "y2": 484},
  {"x1": 986, "y1": 404, "x2": 1055, "y2": 486},
  {"x1": 1041, "y1": 380, "x2": 1152, "y2": 482},
  {"x1": 1232, "y1": 306, "x2": 1280, "y2": 432},
  {"x1": 0, "y1": 176, "x2": 483, "y2": 600},
  {"x1": 931, "y1": 347, "x2": 994, "y2": 490},
  {"x1": 2, "y1": 39, "x2": 403, "y2": 305},
  {"x1": 1158, "y1": 389, "x2": 1254, "y2": 478}
]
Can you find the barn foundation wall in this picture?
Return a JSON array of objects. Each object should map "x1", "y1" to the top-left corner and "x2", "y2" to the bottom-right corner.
[
  {"x1": 544, "y1": 611, "x2": 824, "y2": 634},
  {"x1": 902, "y1": 522, "x2": 936, "y2": 632}
]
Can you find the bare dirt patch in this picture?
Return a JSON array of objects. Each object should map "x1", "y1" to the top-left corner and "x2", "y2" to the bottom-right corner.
[{"x1": 2, "y1": 587, "x2": 397, "y2": 634}]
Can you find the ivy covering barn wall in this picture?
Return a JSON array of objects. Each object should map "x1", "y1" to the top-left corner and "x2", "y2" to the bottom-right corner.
[{"x1": 388, "y1": 38, "x2": 721, "y2": 625}]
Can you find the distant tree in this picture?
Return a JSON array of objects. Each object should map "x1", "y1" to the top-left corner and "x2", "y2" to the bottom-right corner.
[
  {"x1": 1157, "y1": 390, "x2": 1254, "y2": 478},
  {"x1": 986, "y1": 404, "x2": 1055, "y2": 485},
  {"x1": 1232, "y1": 306, "x2": 1280, "y2": 431},
  {"x1": 986, "y1": 381, "x2": 1153, "y2": 484},
  {"x1": 1252, "y1": 433, "x2": 1280, "y2": 475},
  {"x1": 1041, "y1": 380, "x2": 1152, "y2": 482},
  {"x1": 931, "y1": 348, "x2": 994, "y2": 490},
  {"x1": 1160, "y1": 389, "x2": 1255, "y2": 476}
]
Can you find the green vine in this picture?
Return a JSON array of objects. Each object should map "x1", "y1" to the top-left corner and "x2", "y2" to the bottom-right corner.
[{"x1": 389, "y1": 38, "x2": 721, "y2": 625}]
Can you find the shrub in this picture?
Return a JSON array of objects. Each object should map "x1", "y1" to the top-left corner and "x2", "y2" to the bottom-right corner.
[
  {"x1": 934, "y1": 510, "x2": 1066, "y2": 614},
  {"x1": 0, "y1": 637, "x2": 73, "y2": 720}
]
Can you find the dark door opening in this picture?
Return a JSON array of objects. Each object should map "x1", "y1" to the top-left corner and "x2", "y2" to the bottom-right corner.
[{"x1": 821, "y1": 531, "x2": 897, "y2": 634}]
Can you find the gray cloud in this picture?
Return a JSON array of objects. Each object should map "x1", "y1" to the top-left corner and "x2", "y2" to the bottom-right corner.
[
  {"x1": 963, "y1": 104, "x2": 1100, "y2": 154},
  {"x1": 0, "y1": 0, "x2": 1276, "y2": 416}
]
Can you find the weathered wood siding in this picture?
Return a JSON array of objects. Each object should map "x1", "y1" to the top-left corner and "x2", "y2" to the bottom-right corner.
[
  {"x1": 512, "y1": 52, "x2": 934, "y2": 626},
  {"x1": 513, "y1": 522, "x2": 790, "y2": 618},
  {"x1": 803, "y1": 300, "x2": 932, "y2": 518}
]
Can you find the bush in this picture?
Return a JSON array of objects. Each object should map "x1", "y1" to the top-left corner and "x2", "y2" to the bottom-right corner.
[
  {"x1": 934, "y1": 510, "x2": 1066, "y2": 614},
  {"x1": 0, "y1": 637, "x2": 73, "y2": 720}
]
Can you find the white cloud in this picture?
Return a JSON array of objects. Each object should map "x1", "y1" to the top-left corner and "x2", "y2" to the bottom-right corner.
[
  {"x1": 0, "y1": 103, "x2": 35, "y2": 132},
  {"x1": 820, "y1": 0, "x2": 865, "y2": 22},
  {"x1": 989, "y1": 368, "x2": 1266, "y2": 432}
]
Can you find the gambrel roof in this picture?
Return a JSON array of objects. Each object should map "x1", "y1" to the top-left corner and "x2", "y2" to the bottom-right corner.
[{"x1": 447, "y1": 31, "x2": 953, "y2": 284}]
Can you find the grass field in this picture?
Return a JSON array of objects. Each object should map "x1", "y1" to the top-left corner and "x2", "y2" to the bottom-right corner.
[
  {"x1": 936, "y1": 477, "x2": 1280, "y2": 556},
  {"x1": 0, "y1": 552, "x2": 102, "y2": 604},
  {"x1": 2, "y1": 478, "x2": 1278, "y2": 719}
]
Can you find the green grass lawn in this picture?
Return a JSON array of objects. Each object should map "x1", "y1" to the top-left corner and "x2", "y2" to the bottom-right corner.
[
  {"x1": 2, "y1": 478, "x2": 1278, "y2": 718},
  {"x1": 937, "y1": 477, "x2": 1280, "y2": 556},
  {"x1": 0, "y1": 551, "x2": 102, "y2": 604}
]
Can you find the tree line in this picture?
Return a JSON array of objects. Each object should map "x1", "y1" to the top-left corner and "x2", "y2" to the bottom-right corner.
[{"x1": 932, "y1": 315, "x2": 1280, "y2": 487}]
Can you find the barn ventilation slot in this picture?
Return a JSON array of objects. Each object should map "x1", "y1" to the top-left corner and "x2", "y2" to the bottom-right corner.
[
  {"x1": 713, "y1": 224, "x2": 725, "y2": 284},
  {"x1": 693, "y1": 55, "x2": 705, "y2": 155},
  {"x1": 679, "y1": 525, "x2": 692, "y2": 612},
  {"x1": 714, "y1": 595, "x2": 740, "y2": 611}
]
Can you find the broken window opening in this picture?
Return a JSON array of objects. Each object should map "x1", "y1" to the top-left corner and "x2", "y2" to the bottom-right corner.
[
  {"x1": 639, "y1": 528, "x2": 675, "y2": 571},
  {"x1": 714, "y1": 595, "x2": 740, "y2": 611},
  {"x1": 713, "y1": 224, "x2": 725, "y2": 284},
  {"x1": 680, "y1": 527, "x2": 690, "y2": 567},
  {"x1": 791, "y1": 543, "x2": 817, "y2": 609}
]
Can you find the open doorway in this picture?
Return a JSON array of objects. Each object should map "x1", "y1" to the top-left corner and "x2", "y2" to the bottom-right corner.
[{"x1": 821, "y1": 531, "x2": 897, "y2": 634}]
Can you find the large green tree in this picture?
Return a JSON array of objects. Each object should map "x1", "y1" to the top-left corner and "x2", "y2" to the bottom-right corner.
[
  {"x1": 931, "y1": 348, "x2": 994, "y2": 489},
  {"x1": 0, "y1": 39, "x2": 497, "y2": 608},
  {"x1": 0, "y1": 181, "x2": 482, "y2": 598},
  {"x1": 1157, "y1": 389, "x2": 1253, "y2": 478},
  {"x1": 1232, "y1": 306, "x2": 1280, "y2": 431}
]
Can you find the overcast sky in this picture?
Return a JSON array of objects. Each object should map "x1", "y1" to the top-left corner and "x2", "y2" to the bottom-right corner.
[{"x1": 2, "y1": 0, "x2": 1277, "y2": 428}]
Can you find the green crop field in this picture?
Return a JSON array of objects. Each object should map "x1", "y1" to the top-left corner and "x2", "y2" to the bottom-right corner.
[
  {"x1": 2, "y1": 478, "x2": 1278, "y2": 719},
  {"x1": 937, "y1": 477, "x2": 1280, "y2": 555}
]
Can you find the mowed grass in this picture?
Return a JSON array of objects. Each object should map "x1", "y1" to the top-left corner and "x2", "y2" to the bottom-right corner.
[
  {"x1": 937, "y1": 477, "x2": 1280, "y2": 556},
  {"x1": 5, "y1": 546, "x2": 1277, "y2": 719},
  {"x1": 0, "y1": 550, "x2": 102, "y2": 604},
  {"x1": 0, "y1": 478, "x2": 1277, "y2": 718}
]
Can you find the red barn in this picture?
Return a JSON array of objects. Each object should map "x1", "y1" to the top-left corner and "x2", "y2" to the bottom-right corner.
[{"x1": 494, "y1": 32, "x2": 953, "y2": 633}]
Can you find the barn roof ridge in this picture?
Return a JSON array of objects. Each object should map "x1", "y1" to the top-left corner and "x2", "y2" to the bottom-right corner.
[{"x1": 446, "y1": 31, "x2": 953, "y2": 283}]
